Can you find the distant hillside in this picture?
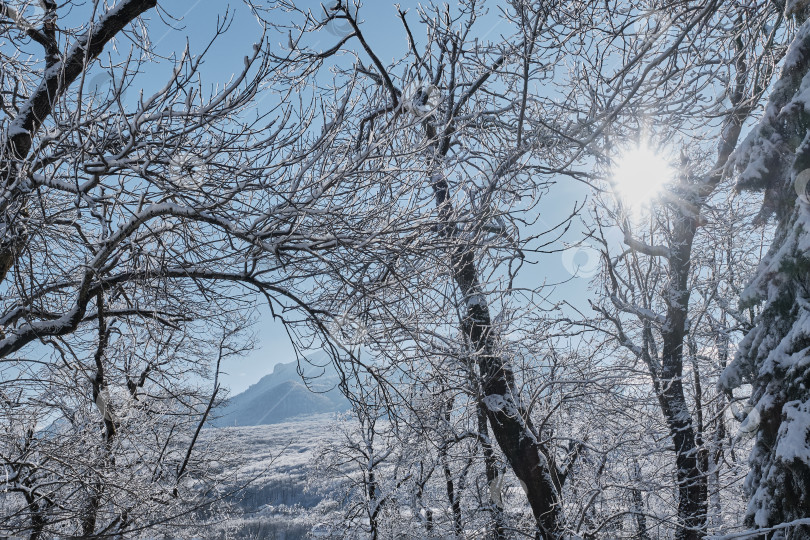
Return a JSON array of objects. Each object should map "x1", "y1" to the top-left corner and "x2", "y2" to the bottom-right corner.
[{"x1": 211, "y1": 352, "x2": 348, "y2": 427}]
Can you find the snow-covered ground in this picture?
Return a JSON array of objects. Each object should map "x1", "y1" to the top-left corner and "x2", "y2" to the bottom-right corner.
[{"x1": 200, "y1": 413, "x2": 342, "y2": 539}]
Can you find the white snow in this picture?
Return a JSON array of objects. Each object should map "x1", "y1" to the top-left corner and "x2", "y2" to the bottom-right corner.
[{"x1": 774, "y1": 400, "x2": 810, "y2": 463}]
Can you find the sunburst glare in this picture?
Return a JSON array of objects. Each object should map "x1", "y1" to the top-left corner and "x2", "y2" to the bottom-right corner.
[{"x1": 611, "y1": 143, "x2": 674, "y2": 210}]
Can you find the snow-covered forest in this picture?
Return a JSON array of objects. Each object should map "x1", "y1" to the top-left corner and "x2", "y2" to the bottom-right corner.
[{"x1": 1, "y1": 0, "x2": 810, "y2": 538}]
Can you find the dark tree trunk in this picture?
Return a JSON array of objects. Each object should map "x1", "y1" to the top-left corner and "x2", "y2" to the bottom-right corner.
[
  {"x1": 478, "y1": 402, "x2": 506, "y2": 540},
  {"x1": 367, "y1": 469, "x2": 379, "y2": 540},
  {"x1": 632, "y1": 461, "x2": 651, "y2": 540},
  {"x1": 440, "y1": 442, "x2": 463, "y2": 537},
  {"x1": 81, "y1": 293, "x2": 116, "y2": 537},
  {"x1": 438, "y1": 396, "x2": 464, "y2": 537},
  {"x1": 430, "y1": 168, "x2": 563, "y2": 538},
  {"x1": 23, "y1": 493, "x2": 47, "y2": 540},
  {"x1": 415, "y1": 462, "x2": 434, "y2": 534},
  {"x1": 658, "y1": 213, "x2": 707, "y2": 540}
]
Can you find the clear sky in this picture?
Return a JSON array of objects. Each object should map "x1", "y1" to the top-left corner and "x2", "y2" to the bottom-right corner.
[{"x1": 148, "y1": 1, "x2": 597, "y2": 394}]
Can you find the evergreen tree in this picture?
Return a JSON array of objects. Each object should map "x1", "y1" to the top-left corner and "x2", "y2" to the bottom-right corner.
[{"x1": 721, "y1": 3, "x2": 810, "y2": 535}]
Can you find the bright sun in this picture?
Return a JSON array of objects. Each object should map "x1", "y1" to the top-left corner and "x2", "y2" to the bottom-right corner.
[{"x1": 611, "y1": 144, "x2": 674, "y2": 209}]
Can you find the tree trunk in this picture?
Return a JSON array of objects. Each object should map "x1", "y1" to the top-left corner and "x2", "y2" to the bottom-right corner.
[
  {"x1": 367, "y1": 469, "x2": 379, "y2": 540},
  {"x1": 478, "y1": 402, "x2": 506, "y2": 540},
  {"x1": 440, "y1": 442, "x2": 463, "y2": 537},
  {"x1": 438, "y1": 396, "x2": 464, "y2": 537},
  {"x1": 430, "y1": 168, "x2": 563, "y2": 538},
  {"x1": 415, "y1": 462, "x2": 434, "y2": 534},
  {"x1": 658, "y1": 214, "x2": 707, "y2": 540},
  {"x1": 632, "y1": 461, "x2": 651, "y2": 540},
  {"x1": 23, "y1": 492, "x2": 47, "y2": 540}
]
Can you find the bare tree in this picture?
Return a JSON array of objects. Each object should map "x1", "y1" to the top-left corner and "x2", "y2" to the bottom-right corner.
[
  {"x1": 253, "y1": 1, "x2": 606, "y2": 536},
  {"x1": 0, "y1": 0, "x2": 442, "y2": 536},
  {"x1": 558, "y1": 1, "x2": 787, "y2": 537}
]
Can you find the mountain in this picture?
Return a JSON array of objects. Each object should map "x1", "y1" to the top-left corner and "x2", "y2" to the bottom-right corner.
[{"x1": 211, "y1": 351, "x2": 348, "y2": 427}]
